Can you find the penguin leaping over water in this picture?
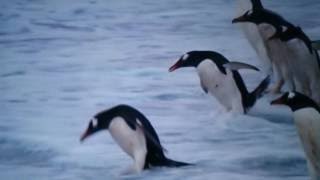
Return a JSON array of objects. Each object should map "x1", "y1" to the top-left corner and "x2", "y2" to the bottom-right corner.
[
  {"x1": 232, "y1": 2, "x2": 294, "y2": 40},
  {"x1": 235, "y1": 0, "x2": 272, "y2": 74},
  {"x1": 232, "y1": 3, "x2": 298, "y2": 93},
  {"x1": 80, "y1": 105, "x2": 190, "y2": 174},
  {"x1": 169, "y1": 51, "x2": 270, "y2": 114},
  {"x1": 271, "y1": 92, "x2": 320, "y2": 180}
]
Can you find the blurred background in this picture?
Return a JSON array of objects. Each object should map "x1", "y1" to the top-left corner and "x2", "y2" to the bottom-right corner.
[{"x1": 0, "y1": 0, "x2": 319, "y2": 179}]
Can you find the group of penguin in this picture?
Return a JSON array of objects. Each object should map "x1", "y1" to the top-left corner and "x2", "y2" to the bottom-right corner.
[{"x1": 79, "y1": 0, "x2": 320, "y2": 179}]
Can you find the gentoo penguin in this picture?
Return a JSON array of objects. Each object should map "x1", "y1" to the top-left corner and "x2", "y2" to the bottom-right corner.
[
  {"x1": 233, "y1": 2, "x2": 293, "y2": 39},
  {"x1": 270, "y1": 25, "x2": 320, "y2": 105},
  {"x1": 169, "y1": 51, "x2": 270, "y2": 114},
  {"x1": 271, "y1": 92, "x2": 320, "y2": 180},
  {"x1": 268, "y1": 24, "x2": 313, "y2": 54},
  {"x1": 232, "y1": 3, "x2": 296, "y2": 93},
  {"x1": 235, "y1": 0, "x2": 272, "y2": 74},
  {"x1": 80, "y1": 105, "x2": 190, "y2": 174}
]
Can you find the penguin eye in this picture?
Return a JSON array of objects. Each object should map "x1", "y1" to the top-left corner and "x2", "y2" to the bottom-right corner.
[
  {"x1": 91, "y1": 118, "x2": 98, "y2": 128},
  {"x1": 182, "y1": 54, "x2": 189, "y2": 61},
  {"x1": 288, "y1": 92, "x2": 296, "y2": 99}
]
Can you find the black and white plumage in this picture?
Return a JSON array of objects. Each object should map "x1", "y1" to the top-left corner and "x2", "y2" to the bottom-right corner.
[
  {"x1": 169, "y1": 51, "x2": 270, "y2": 114},
  {"x1": 271, "y1": 92, "x2": 320, "y2": 180},
  {"x1": 233, "y1": 0, "x2": 296, "y2": 93},
  {"x1": 80, "y1": 105, "x2": 190, "y2": 174},
  {"x1": 264, "y1": 20, "x2": 320, "y2": 105},
  {"x1": 270, "y1": 25, "x2": 314, "y2": 54},
  {"x1": 235, "y1": 0, "x2": 272, "y2": 74}
]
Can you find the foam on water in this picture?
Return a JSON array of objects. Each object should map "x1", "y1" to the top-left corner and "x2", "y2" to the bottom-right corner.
[{"x1": 1, "y1": 0, "x2": 319, "y2": 179}]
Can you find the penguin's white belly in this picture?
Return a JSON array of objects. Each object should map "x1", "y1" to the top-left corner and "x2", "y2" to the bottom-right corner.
[
  {"x1": 197, "y1": 60, "x2": 243, "y2": 113},
  {"x1": 109, "y1": 117, "x2": 147, "y2": 161},
  {"x1": 294, "y1": 109, "x2": 320, "y2": 178},
  {"x1": 259, "y1": 24, "x2": 294, "y2": 89},
  {"x1": 288, "y1": 41, "x2": 320, "y2": 105}
]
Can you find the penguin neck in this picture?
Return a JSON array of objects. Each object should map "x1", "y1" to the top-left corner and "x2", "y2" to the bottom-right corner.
[{"x1": 193, "y1": 51, "x2": 229, "y2": 70}]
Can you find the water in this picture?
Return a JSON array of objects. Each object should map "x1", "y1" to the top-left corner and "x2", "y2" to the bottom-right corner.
[{"x1": 1, "y1": 0, "x2": 319, "y2": 179}]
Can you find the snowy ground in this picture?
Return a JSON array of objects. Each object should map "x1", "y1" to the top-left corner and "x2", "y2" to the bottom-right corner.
[{"x1": 1, "y1": 0, "x2": 319, "y2": 179}]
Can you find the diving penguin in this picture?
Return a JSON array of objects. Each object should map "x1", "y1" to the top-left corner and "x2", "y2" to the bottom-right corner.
[{"x1": 80, "y1": 105, "x2": 190, "y2": 174}]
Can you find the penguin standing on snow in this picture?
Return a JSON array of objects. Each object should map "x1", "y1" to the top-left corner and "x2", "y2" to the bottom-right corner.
[
  {"x1": 80, "y1": 105, "x2": 190, "y2": 174},
  {"x1": 271, "y1": 92, "x2": 320, "y2": 180},
  {"x1": 169, "y1": 51, "x2": 270, "y2": 114}
]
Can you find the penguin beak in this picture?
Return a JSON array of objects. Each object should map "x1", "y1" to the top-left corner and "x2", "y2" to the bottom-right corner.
[
  {"x1": 271, "y1": 96, "x2": 285, "y2": 105},
  {"x1": 169, "y1": 61, "x2": 181, "y2": 72},
  {"x1": 80, "y1": 128, "x2": 91, "y2": 142},
  {"x1": 232, "y1": 16, "x2": 247, "y2": 24}
]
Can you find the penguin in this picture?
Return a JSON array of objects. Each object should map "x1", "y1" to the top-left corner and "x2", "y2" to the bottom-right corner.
[
  {"x1": 270, "y1": 25, "x2": 313, "y2": 54},
  {"x1": 233, "y1": 2, "x2": 294, "y2": 40},
  {"x1": 235, "y1": 0, "x2": 272, "y2": 74},
  {"x1": 232, "y1": 3, "x2": 296, "y2": 93},
  {"x1": 80, "y1": 104, "x2": 190, "y2": 174},
  {"x1": 271, "y1": 92, "x2": 320, "y2": 180},
  {"x1": 169, "y1": 51, "x2": 270, "y2": 114},
  {"x1": 270, "y1": 25, "x2": 320, "y2": 105}
]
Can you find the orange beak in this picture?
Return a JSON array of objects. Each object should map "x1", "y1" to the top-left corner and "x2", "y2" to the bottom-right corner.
[
  {"x1": 80, "y1": 129, "x2": 90, "y2": 142},
  {"x1": 169, "y1": 61, "x2": 181, "y2": 72}
]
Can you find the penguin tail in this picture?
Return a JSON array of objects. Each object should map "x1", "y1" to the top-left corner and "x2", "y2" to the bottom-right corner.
[
  {"x1": 162, "y1": 158, "x2": 192, "y2": 167},
  {"x1": 248, "y1": 75, "x2": 271, "y2": 108},
  {"x1": 148, "y1": 156, "x2": 191, "y2": 168}
]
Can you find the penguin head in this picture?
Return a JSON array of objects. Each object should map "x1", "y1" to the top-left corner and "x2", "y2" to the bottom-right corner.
[
  {"x1": 271, "y1": 92, "x2": 320, "y2": 112},
  {"x1": 232, "y1": 10, "x2": 258, "y2": 24},
  {"x1": 269, "y1": 26, "x2": 297, "y2": 41},
  {"x1": 269, "y1": 26, "x2": 309, "y2": 42},
  {"x1": 169, "y1": 51, "x2": 205, "y2": 72},
  {"x1": 269, "y1": 26, "x2": 313, "y2": 53},
  {"x1": 80, "y1": 116, "x2": 109, "y2": 142}
]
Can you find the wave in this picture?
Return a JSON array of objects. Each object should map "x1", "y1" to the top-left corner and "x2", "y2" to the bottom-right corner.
[{"x1": 0, "y1": 137, "x2": 57, "y2": 167}]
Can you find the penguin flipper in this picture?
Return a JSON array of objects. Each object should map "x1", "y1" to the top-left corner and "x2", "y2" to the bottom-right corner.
[
  {"x1": 121, "y1": 115, "x2": 166, "y2": 152},
  {"x1": 136, "y1": 122, "x2": 168, "y2": 153},
  {"x1": 161, "y1": 158, "x2": 192, "y2": 167},
  {"x1": 223, "y1": 62, "x2": 260, "y2": 71}
]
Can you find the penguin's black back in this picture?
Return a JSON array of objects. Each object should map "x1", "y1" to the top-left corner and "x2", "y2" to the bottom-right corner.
[{"x1": 102, "y1": 105, "x2": 168, "y2": 168}]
